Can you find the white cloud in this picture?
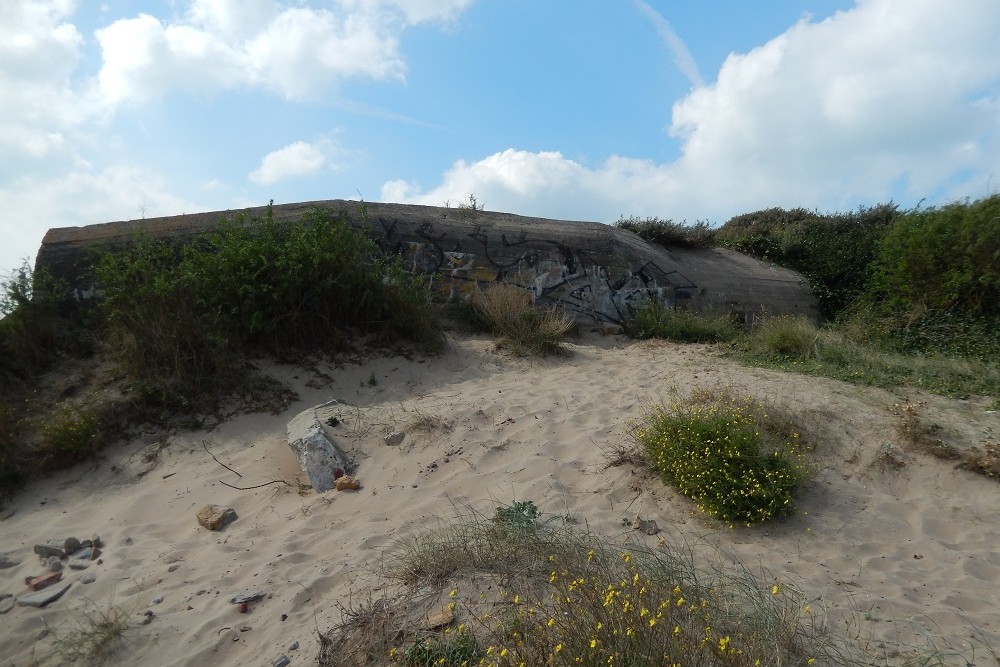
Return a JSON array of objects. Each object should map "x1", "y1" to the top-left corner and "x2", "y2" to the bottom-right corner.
[
  {"x1": 384, "y1": 0, "x2": 1000, "y2": 221},
  {"x1": 0, "y1": 0, "x2": 103, "y2": 160},
  {"x1": 94, "y1": 0, "x2": 476, "y2": 102},
  {"x1": 249, "y1": 141, "x2": 329, "y2": 185},
  {"x1": 0, "y1": 163, "x2": 202, "y2": 270}
]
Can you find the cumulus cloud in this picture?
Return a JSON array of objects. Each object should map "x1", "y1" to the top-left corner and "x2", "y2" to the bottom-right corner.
[
  {"x1": 94, "y1": 0, "x2": 476, "y2": 102},
  {"x1": 384, "y1": 0, "x2": 1000, "y2": 221},
  {"x1": 249, "y1": 141, "x2": 330, "y2": 185},
  {"x1": 0, "y1": 0, "x2": 104, "y2": 160}
]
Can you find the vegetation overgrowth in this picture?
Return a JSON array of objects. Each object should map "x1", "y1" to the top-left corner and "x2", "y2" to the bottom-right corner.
[
  {"x1": 0, "y1": 205, "x2": 444, "y2": 495},
  {"x1": 618, "y1": 195, "x2": 1000, "y2": 402},
  {"x1": 320, "y1": 501, "x2": 989, "y2": 666},
  {"x1": 623, "y1": 301, "x2": 740, "y2": 344},
  {"x1": 631, "y1": 389, "x2": 809, "y2": 525},
  {"x1": 96, "y1": 205, "x2": 442, "y2": 409}
]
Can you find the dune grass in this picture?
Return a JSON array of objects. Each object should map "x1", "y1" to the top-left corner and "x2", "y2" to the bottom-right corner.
[
  {"x1": 470, "y1": 283, "x2": 574, "y2": 356},
  {"x1": 624, "y1": 301, "x2": 741, "y2": 344},
  {"x1": 323, "y1": 502, "x2": 837, "y2": 667},
  {"x1": 732, "y1": 315, "x2": 1000, "y2": 401}
]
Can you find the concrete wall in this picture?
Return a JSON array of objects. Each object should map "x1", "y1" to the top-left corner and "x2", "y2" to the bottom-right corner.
[{"x1": 35, "y1": 199, "x2": 820, "y2": 325}]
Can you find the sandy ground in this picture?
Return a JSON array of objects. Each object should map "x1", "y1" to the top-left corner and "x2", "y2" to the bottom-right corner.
[{"x1": 1, "y1": 331, "x2": 998, "y2": 666}]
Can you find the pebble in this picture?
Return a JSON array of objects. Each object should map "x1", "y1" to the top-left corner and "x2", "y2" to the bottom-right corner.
[
  {"x1": 0, "y1": 593, "x2": 14, "y2": 614},
  {"x1": 45, "y1": 556, "x2": 64, "y2": 572},
  {"x1": 81, "y1": 573, "x2": 96, "y2": 584},
  {"x1": 0, "y1": 553, "x2": 21, "y2": 569},
  {"x1": 272, "y1": 656, "x2": 291, "y2": 667},
  {"x1": 151, "y1": 596, "x2": 164, "y2": 605},
  {"x1": 63, "y1": 537, "x2": 81, "y2": 554},
  {"x1": 33, "y1": 545, "x2": 64, "y2": 560},
  {"x1": 68, "y1": 560, "x2": 91, "y2": 571},
  {"x1": 289, "y1": 641, "x2": 299, "y2": 651},
  {"x1": 168, "y1": 564, "x2": 180, "y2": 573}
]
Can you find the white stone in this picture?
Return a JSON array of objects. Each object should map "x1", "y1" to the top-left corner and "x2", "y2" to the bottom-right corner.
[{"x1": 286, "y1": 400, "x2": 351, "y2": 493}]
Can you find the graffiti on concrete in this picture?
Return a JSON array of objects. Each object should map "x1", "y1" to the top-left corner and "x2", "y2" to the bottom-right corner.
[{"x1": 367, "y1": 218, "x2": 697, "y2": 325}]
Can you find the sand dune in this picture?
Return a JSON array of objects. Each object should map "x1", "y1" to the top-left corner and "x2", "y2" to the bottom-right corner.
[{"x1": 1, "y1": 331, "x2": 998, "y2": 665}]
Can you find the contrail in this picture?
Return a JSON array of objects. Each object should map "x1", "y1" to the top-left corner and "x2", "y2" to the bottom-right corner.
[{"x1": 633, "y1": 0, "x2": 705, "y2": 88}]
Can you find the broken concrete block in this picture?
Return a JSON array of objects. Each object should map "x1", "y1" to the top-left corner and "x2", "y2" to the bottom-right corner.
[
  {"x1": 18, "y1": 581, "x2": 71, "y2": 608},
  {"x1": 197, "y1": 505, "x2": 238, "y2": 531},
  {"x1": 287, "y1": 400, "x2": 351, "y2": 493}
]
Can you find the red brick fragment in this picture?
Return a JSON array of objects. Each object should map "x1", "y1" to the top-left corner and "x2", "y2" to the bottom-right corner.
[{"x1": 27, "y1": 571, "x2": 63, "y2": 591}]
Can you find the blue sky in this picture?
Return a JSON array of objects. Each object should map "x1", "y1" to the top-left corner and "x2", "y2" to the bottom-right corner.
[{"x1": 2, "y1": 0, "x2": 1000, "y2": 273}]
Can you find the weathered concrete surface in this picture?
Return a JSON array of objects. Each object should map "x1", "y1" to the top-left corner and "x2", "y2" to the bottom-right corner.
[
  {"x1": 35, "y1": 199, "x2": 820, "y2": 323},
  {"x1": 286, "y1": 399, "x2": 351, "y2": 493}
]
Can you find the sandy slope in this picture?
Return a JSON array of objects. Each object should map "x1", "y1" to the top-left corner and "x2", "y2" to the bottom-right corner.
[{"x1": 1, "y1": 331, "x2": 998, "y2": 666}]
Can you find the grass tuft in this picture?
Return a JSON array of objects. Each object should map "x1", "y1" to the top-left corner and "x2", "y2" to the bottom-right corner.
[
  {"x1": 624, "y1": 301, "x2": 741, "y2": 343},
  {"x1": 50, "y1": 599, "x2": 131, "y2": 665},
  {"x1": 734, "y1": 315, "x2": 1000, "y2": 400},
  {"x1": 471, "y1": 283, "x2": 573, "y2": 356}
]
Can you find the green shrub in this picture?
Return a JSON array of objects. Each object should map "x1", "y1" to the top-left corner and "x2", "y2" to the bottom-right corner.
[
  {"x1": 715, "y1": 204, "x2": 899, "y2": 319},
  {"x1": 614, "y1": 216, "x2": 716, "y2": 248},
  {"x1": 471, "y1": 283, "x2": 573, "y2": 355},
  {"x1": 36, "y1": 408, "x2": 100, "y2": 466},
  {"x1": 632, "y1": 390, "x2": 807, "y2": 525},
  {"x1": 871, "y1": 196, "x2": 1000, "y2": 317},
  {"x1": 0, "y1": 261, "x2": 88, "y2": 390},
  {"x1": 624, "y1": 301, "x2": 740, "y2": 343},
  {"x1": 95, "y1": 206, "x2": 443, "y2": 407}
]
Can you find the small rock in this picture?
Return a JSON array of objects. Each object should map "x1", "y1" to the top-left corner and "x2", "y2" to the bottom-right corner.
[
  {"x1": 91, "y1": 547, "x2": 102, "y2": 561},
  {"x1": 230, "y1": 591, "x2": 267, "y2": 605},
  {"x1": 151, "y1": 596, "x2": 164, "y2": 605},
  {"x1": 45, "y1": 556, "x2": 64, "y2": 572},
  {"x1": 91, "y1": 534, "x2": 103, "y2": 549},
  {"x1": 26, "y1": 571, "x2": 63, "y2": 591},
  {"x1": 168, "y1": 564, "x2": 180, "y2": 573},
  {"x1": 72, "y1": 547, "x2": 93, "y2": 560},
  {"x1": 80, "y1": 539, "x2": 93, "y2": 549},
  {"x1": 422, "y1": 604, "x2": 454, "y2": 630},
  {"x1": 238, "y1": 602, "x2": 249, "y2": 613},
  {"x1": 280, "y1": 613, "x2": 288, "y2": 622},
  {"x1": 197, "y1": 505, "x2": 238, "y2": 531},
  {"x1": 68, "y1": 560, "x2": 91, "y2": 570},
  {"x1": 0, "y1": 593, "x2": 15, "y2": 614},
  {"x1": 0, "y1": 553, "x2": 21, "y2": 569},
  {"x1": 63, "y1": 537, "x2": 81, "y2": 554},
  {"x1": 18, "y1": 581, "x2": 71, "y2": 608},
  {"x1": 33, "y1": 545, "x2": 64, "y2": 560},
  {"x1": 239, "y1": 624, "x2": 252, "y2": 632},
  {"x1": 289, "y1": 640, "x2": 299, "y2": 651},
  {"x1": 631, "y1": 515, "x2": 659, "y2": 536},
  {"x1": 81, "y1": 573, "x2": 96, "y2": 584},
  {"x1": 272, "y1": 655, "x2": 291, "y2": 667},
  {"x1": 335, "y1": 475, "x2": 360, "y2": 491},
  {"x1": 384, "y1": 431, "x2": 405, "y2": 446}
]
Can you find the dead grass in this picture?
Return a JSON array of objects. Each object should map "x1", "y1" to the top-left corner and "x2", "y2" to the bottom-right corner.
[
  {"x1": 48, "y1": 598, "x2": 132, "y2": 665},
  {"x1": 471, "y1": 283, "x2": 574, "y2": 356}
]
